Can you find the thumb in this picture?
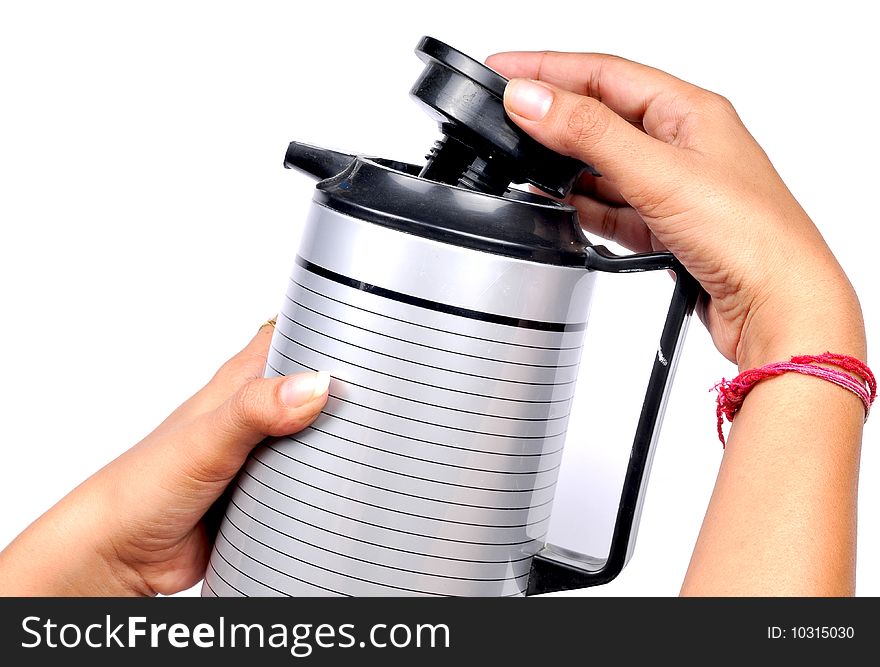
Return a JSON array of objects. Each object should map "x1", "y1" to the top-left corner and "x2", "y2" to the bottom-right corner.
[
  {"x1": 180, "y1": 371, "x2": 331, "y2": 484},
  {"x1": 503, "y1": 78, "x2": 678, "y2": 204}
]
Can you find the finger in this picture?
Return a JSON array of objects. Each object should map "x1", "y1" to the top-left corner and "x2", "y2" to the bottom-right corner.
[
  {"x1": 502, "y1": 78, "x2": 681, "y2": 205},
  {"x1": 572, "y1": 171, "x2": 628, "y2": 206},
  {"x1": 569, "y1": 194, "x2": 655, "y2": 253},
  {"x1": 169, "y1": 320, "x2": 278, "y2": 424},
  {"x1": 212, "y1": 319, "x2": 277, "y2": 389},
  {"x1": 487, "y1": 51, "x2": 695, "y2": 129},
  {"x1": 177, "y1": 371, "x2": 331, "y2": 485}
]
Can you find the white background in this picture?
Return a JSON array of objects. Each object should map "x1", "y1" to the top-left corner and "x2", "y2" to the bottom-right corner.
[{"x1": 1, "y1": 1, "x2": 877, "y2": 596}]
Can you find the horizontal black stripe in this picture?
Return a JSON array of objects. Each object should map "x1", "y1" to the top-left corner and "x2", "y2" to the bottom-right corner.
[
  {"x1": 297, "y1": 256, "x2": 586, "y2": 333},
  {"x1": 227, "y1": 520, "x2": 443, "y2": 597},
  {"x1": 329, "y1": 390, "x2": 566, "y2": 439},
  {"x1": 291, "y1": 275, "x2": 581, "y2": 352},
  {"x1": 201, "y1": 575, "x2": 219, "y2": 598},
  {"x1": 270, "y1": 342, "x2": 573, "y2": 407},
  {"x1": 216, "y1": 530, "x2": 349, "y2": 596},
  {"x1": 207, "y1": 561, "x2": 246, "y2": 597},
  {"x1": 266, "y1": 360, "x2": 569, "y2": 423},
  {"x1": 223, "y1": 519, "x2": 439, "y2": 597},
  {"x1": 283, "y1": 297, "x2": 580, "y2": 370},
  {"x1": 270, "y1": 349, "x2": 567, "y2": 458},
  {"x1": 255, "y1": 445, "x2": 555, "y2": 512},
  {"x1": 277, "y1": 317, "x2": 576, "y2": 387},
  {"x1": 227, "y1": 499, "x2": 529, "y2": 585},
  {"x1": 272, "y1": 337, "x2": 572, "y2": 407},
  {"x1": 247, "y1": 460, "x2": 550, "y2": 539},
  {"x1": 271, "y1": 441, "x2": 558, "y2": 494},
  {"x1": 279, "y1": 438, "x2": 557, "y2": 494},
  {"x1": 310, "y1": 406, "x2": 564, "y2": 459},
  {"x1": 213, "y1": 548, "x2": 283, "y2": 596},
  {"x1": 322, "y1": 392, "x2": 567, "y2": 440},
  {"x1": 237, "y1": 477, "x2": 536, "y2": 564},
  {"x1": 299, "y1": 423, "x2": 562, "y2": 476},
  {"x1": 251, "y1": 447, "x2": 552, "y2": 526},
  {"x1": 220, "y1": 526, "x2": 523, "y2": 598}
]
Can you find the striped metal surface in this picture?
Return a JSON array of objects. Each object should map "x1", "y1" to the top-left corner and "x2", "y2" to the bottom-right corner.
[{"x1": 204, "y1": 206, "x2": 591, "y2": 597}]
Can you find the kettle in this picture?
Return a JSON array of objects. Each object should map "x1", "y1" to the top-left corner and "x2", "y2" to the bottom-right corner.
[{"x1": 203, "y1": 37, "x2": 700, "y2": 597}]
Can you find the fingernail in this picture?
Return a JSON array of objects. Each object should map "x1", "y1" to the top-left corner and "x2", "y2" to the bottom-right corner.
[
  {"x1": 505, "y1": 79, "x2": 554, "y2": 121},
  {"x1": 280, "y1": 371, "x2": 331, "y2": 406}
]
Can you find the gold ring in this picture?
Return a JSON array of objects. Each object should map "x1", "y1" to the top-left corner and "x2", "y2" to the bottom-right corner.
[{"x1": 260, "y1": 316, "x2": 277, "y2": 331}]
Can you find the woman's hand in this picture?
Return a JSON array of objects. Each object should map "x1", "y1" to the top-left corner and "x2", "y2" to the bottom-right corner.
[
  {"x1": 486, "y1": 51, "x2": 868, "y2": 595},
  {"x1": 487, "y1": 51, "x2": 864, "y2": 370},
  {"x1": 0, "y1": 323, "x2": 329, "y2": 596}
]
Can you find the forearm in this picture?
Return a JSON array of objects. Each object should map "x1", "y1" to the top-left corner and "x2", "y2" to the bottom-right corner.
[
  {"x1": 0, "y1": 486, "x2": 144, "y2": 597},
  {"x1": 682, "y1": 292, "x2": 867, "y2": 596}
]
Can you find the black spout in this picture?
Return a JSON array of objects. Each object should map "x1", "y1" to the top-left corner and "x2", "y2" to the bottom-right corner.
[{"x1": 284, "y1": 142, "x2": 356, "y2": 181}]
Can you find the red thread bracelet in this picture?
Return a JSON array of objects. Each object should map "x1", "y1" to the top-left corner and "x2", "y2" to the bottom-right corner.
[{"x1": 713, "y1": 352, "x2": 876, "y2": 447}]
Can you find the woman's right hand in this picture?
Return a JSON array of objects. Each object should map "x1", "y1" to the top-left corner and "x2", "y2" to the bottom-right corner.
[
  {"x1": 486, "y1": 51, "x2": 865, "y2": 369},
  {"x1": 487, "y1": 51, "x2": 868, "y2": 596}
]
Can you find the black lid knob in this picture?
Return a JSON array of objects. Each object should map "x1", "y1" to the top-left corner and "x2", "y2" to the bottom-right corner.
[{"x1": 410, "y1": 36, "x2": 598, "y2": 198}]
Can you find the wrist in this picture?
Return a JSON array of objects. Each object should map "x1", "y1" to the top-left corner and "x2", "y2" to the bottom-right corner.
[
  {"x1": 0, "y1": 521, "x2": 150, "y2": 597},
  {"x1": 736, "y1": 283, "x2": 866, "y2": 372},
  {"x1": 0, "y1": 483, "x2": 154, "y2": 596}
]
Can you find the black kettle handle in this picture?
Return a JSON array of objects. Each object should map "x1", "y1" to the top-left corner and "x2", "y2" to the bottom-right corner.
[{"x1": 526, "y1": 245, "x2": 702, "y2": 595}]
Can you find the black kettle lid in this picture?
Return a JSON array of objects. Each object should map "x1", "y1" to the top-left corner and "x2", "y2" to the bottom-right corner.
[
  {"x1": 284, "y1": 37, "x2": 594, "y2": 267},
  {"x1": 411, "y1": 36, "x2": 598, "y2": 199}
]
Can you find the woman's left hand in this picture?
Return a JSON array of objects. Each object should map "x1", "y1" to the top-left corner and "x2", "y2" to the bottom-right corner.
[{"x1": 0, "y1": 322, "x2": 329, "y2": 596}]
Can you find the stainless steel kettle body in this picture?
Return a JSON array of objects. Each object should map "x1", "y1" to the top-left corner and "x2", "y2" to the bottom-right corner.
[
  {"x1": 203, "y1": 37, "x2": 699, "y2": 597},
  {"x1": 203, "y1": 202, "x2": 595, "y2": 597}
]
